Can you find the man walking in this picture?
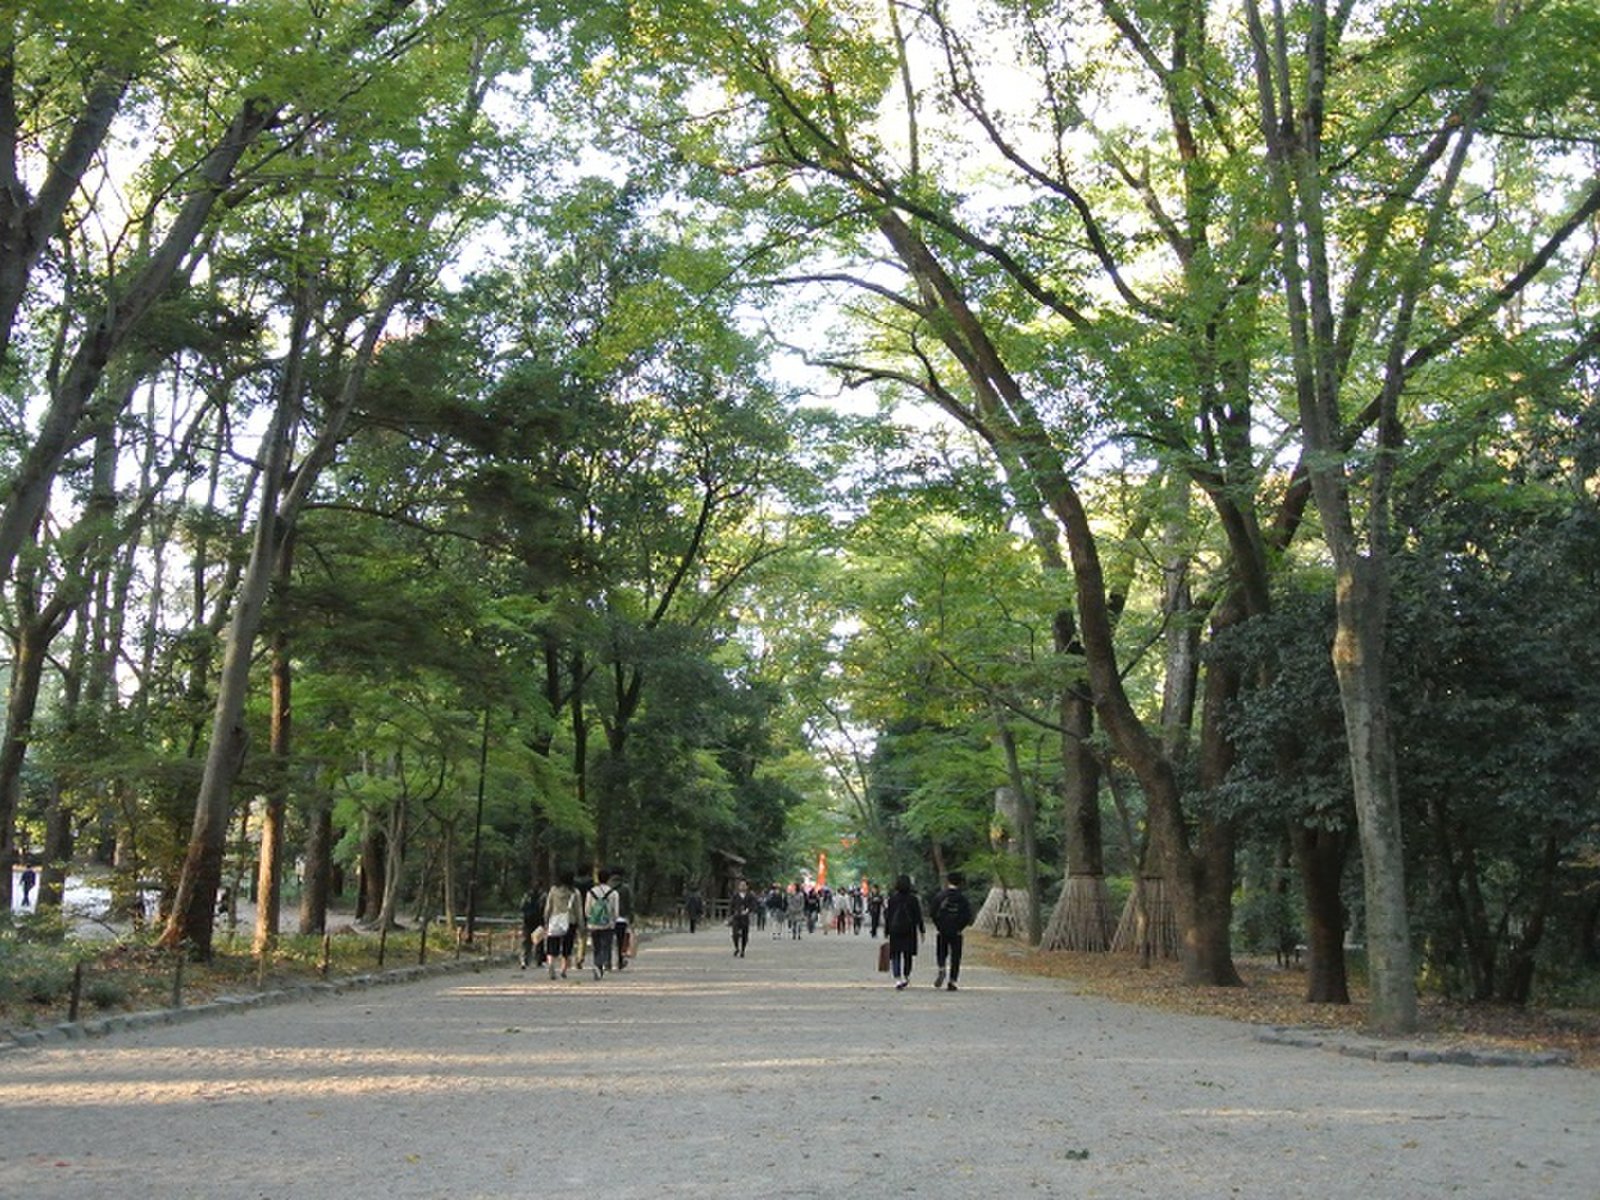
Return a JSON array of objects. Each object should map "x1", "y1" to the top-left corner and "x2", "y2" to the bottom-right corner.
[
  {"x1": 931, "y1": 872, "x2": 975, "y2": 991},
  {"x1": 728, "y1": 878, "x2": 755, "y2": 957}
]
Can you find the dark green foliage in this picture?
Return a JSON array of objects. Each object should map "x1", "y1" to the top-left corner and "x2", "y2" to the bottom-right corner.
[{"x1": 1388, "y1": 447, "x2": 1600, "y2": 1002}]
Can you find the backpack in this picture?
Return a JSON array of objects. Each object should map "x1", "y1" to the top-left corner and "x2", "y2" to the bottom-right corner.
[
  {"x1": 886, "y1": 894, "x2": 917, "y2": 936},
  {"x1": 933, "y1": 888, "x2": 969, "y2": 933},
  {"x1": 587, "y1": 886, "x2": 614, "y2": 927}
]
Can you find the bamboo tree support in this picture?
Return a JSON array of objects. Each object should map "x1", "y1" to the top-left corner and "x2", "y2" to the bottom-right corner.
[
  {"x1": 377, "y1": 925, "x2": 388, "y2": 968},
  {"x1": 170, "y1": 948, "x2": 185, "y2": 1009},
  {"x1": 319, "y1": 933, "x2": 331, "y2": 979},
  {"x1": 974, "y1": 886, "x2": 1030, "y2": 938},
  {"x1": 417, "y1": 918, "x2": 428, "y2": 966},
  {"x1": 1043, "y1": 874, "x2": 1115, "y2": 952},
  {"x1": 1110, "y1": 876, "x2": 1179, "y2": 962}
]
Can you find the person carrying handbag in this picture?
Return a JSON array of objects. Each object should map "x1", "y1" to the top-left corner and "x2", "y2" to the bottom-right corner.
[{"x1": 542, "y1": 871, "x2": 583, "y2": 980}]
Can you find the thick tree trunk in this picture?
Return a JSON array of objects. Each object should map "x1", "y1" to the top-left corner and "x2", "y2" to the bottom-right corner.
[
  {"x1": 0, "y1": 614, "x2": 49, "y2": 912},
  {"x1": 996, "y1": 714, "x2": 1042, "y2": 946},
  {"x1": 37, "y1": 778, "x2": 73, "y2": 911},
  {"x1": 1292, "y1": 824, "x2": 1351, "y2": 1003},
  {"x1": 1046, "y1": 608, "x2": 1112, "y2": 951},
  {"x1": 297, "y1": 786, "x2": 333, "y2": 936}
]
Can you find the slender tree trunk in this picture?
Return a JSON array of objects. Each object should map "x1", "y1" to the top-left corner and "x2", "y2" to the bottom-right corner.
[
  {"x1": 254, "y1": 541, "x2": 294, "y2": 956},
  {"x1": 1331, "y1": 559, "x2": 1417, "y2": 1026},
  {"x1": 375, "y1": 796, "x2": 407, "y2": 932}
]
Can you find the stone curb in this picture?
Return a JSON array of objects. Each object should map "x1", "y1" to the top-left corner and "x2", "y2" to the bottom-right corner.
[
  {"x1": 1254, "y1": 1024, "x2": 1574, "y2": 1067},
  {"x1": 0, "y1": 952, "x2": 517, "y2": 1054}
]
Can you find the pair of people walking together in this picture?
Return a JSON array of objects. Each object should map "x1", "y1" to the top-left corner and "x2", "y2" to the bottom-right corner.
[
  {"x1": 538, "y1": 870, "x2": 625, "y2": 980},
  {"x1": 883, "y1": 872, "x2": 973, "y2": 991}
]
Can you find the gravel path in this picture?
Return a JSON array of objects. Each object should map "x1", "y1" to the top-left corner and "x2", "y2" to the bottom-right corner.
[{"x1": 1, "y1": 927, "x2": 1595, "y2": 1199}]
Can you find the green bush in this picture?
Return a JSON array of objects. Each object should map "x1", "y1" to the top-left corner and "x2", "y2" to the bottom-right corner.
[
  {"x1": 84, "y1": 976, "x2": 129, "y2": 1010},
  {"x1": 0, "y1": 941, "x2": 74, "y2": 1007}
]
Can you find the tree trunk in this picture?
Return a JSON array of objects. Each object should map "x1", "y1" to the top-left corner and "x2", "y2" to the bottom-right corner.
[
  {"x1": 357, "y1": 817, "x2": 385, "y2": 923},
  {"x1": 375, "y1": 796, "x2": 407, "y2": 931},
  {"x1": 1292, "y1": 823, "x2": 1350, "y2": 1003},
  {"x1": 297, "y1": 782, "x2": 333, "y2": 936},
  {"x1": 253, "y1": 570, "x2": 293, "y2": 956},
  {"x1": 36, "y1": 776, "x2": 73, "y2": 911},
  {"x1": 1328, "y1": 560, "x2": 1416, "y2": 1029},
  {"x1": 1496, "y1": 832, "x2": 1561, "y2": 1005},
  {"x1": 0, "y1": 609, "x2": 50, "y2": 912},
  {"x1": 995, "y1": 713, "x2": 1042, "y2": 946},
  {"x1": 1045, "y1": 608, "x2": 1112, "y2": 951}
]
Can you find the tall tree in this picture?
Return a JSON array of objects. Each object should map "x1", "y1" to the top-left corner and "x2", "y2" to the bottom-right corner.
[{"x1": 1244, "y1": 0, "x2": 1600, "y2": 1030}]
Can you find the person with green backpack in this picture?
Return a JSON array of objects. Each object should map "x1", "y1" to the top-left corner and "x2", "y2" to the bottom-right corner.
[{"x1": 586, "y1": 869, "x2": 620, "y2": 980}]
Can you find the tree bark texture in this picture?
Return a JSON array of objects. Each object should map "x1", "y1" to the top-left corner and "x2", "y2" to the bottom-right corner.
[{"x1": 1292, "y1": 824, "x2": 1351, "y2": 1004}]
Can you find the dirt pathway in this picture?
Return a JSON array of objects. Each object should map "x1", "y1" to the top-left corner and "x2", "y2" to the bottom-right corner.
[{"x1": 1, "y1": 926, "x2": 1594, "y2": 1199}]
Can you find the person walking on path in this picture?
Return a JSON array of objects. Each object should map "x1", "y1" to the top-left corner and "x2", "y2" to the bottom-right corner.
[
  {"x1": 867, "y1": 885, "x2": 884, "y2": 937},
  {"x1": 766, "y1": 885, "x2": 786, "y2": 937},
  {"x1": 19, "y1": 864, "x2": 36, "y2": 907},
  {"x1": 518, "y1": 887, "x2": 544, "y2": 970},
  {"x1": 930, "y1": 872, "x2": 975, "y2": 991},
  {"x1": 684, "y1": 887, "x2": 704, "y2": 933},
  {"x1": 728, "y1": 879, "x2": 755, "y2": 957},
  {"x1": 784, "y1": 882, "x2": 806, "y2": 939},
  {"x1": 587, "y1": 870, "x2": 620, "y2": 979},
  {"x1": 543, "y1": 871, "x2": 583, "y2": 980},
  {"x1": 608, "y1": 869, "x2": 632, "y2": 969},
  {"x1": 883, "y1": 874, "x2": 924, "y2": 990}
]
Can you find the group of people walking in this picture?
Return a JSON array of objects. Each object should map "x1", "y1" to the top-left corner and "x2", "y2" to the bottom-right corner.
[
  {"x1": 726, "y1": 871, "x2": 977, "y2": 992},
  {"x1": 517, "y1": 867, "x2": 978, "y2": 994},
  {"x1": 519, "y1": 868, "x2": 630, "y2": 981}
]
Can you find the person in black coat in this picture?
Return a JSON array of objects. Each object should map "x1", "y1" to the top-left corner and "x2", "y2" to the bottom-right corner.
[
  {"x1": 883, "y1": 874, "x2": 924, "y2": 990},
  {"x1": 930, "y1": 872, "x2": 975, "y2": 991}
]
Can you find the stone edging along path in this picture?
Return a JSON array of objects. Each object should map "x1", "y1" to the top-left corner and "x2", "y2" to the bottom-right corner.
[
  {"x1": 1255, "y1": 1024, "x2": 1575, "y2": 1067},
  {"x1": 2, "y1": 949, "x2": 1578, "y2": 1069},
  {"x1": 0, "y1": 951, "x2": 516, "y2": 1054}
]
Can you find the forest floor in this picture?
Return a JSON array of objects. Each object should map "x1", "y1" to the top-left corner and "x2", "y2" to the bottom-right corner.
[{"x1": 970, "y1": 938, "x2": 1600, "y2": 1071}]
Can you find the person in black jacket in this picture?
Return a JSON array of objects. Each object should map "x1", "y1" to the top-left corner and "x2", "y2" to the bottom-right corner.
[
  {"x1": 728, "y1": 878, "x2": 756, "y2": 957},
  {"x1": 930, "y1": 872, "x2": 975, "y2": 991},
  {"x1": 883, "y1": 874, "x2": 925, "y2": 990}
]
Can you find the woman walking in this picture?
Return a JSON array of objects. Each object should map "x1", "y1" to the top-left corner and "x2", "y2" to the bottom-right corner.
[
  {"x1": 542, "y1": 871, "x2": 583, "y2": 980},
  {"x1": 883, "y1": 874, "x2": 925, "y2": 990}
]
